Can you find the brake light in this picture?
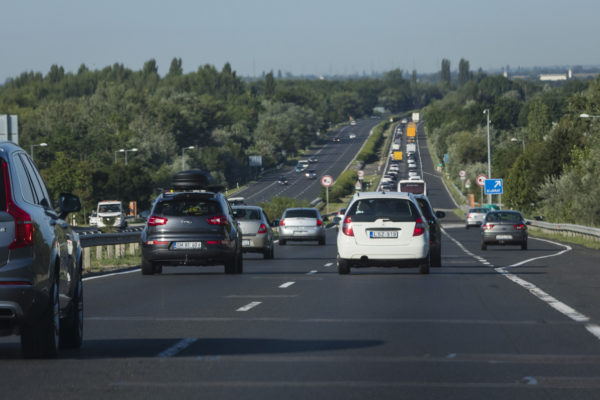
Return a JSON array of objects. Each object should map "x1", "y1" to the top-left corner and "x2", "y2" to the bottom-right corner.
[
  {"x1": 280, "y1": 219, "x2": 285, "y2": 226},
  {"x1": 206, "y1": 240, "x2": 223, "y2": 245},
  {"x1": 514, "y1": 223, "x2": 526, "y2": 231},
  {"x1": 148, "y1": 216, "x2": 168, "y2": 226},
  {"x1": 342, "y1": 216, "x2": 354, "y2": 236},
  {"x1": 207, "y1": 215, "x2": 228, "y2": 226},
  {"x1": 482, "y1": 223, "x2": 495, "y2": 230},
  {"x1": 413, "y1": 217, "x2": 425, "y2": 237},
  {"x1": 145, "y1": 240, "x2": 168, "y2": 245},
  {"x1": 316, "y1": 219, "x2": 322, "y2": 227},
  {"x1": 257, "y1": 223, "x2": 267, "y2": 234},
  {"x1": 3, "y1": 162, "x2": 34, "y2": 249}
]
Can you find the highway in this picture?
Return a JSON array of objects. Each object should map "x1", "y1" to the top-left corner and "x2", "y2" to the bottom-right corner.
[{"x1": 1, "y1": 120, "x2": 600, "y2": 399}]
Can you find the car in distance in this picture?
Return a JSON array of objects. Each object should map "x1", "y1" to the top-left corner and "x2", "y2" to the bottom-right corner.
[
  {"x1": 414, "y1": 195, "x2": 445, "y2": 268},
  {"x1": 278, "y1": 208, "x2": 326, "y2": 245},
  {"x1": 332, "y1": 137, "x2": 341, "y2": 143},
  {"x1": 480, "y1": 210, "x2": 529, "y2": 250},
  {"x1": 277, "y1": 176, "x2": 288, "y2": 185},
  {"x1": 0, "y1": 142, "x2": 83, "y2": 358},
  {"x1": 349, "y1": 133, "x2": 357, "y2": 139},
  {"x1": 337, "y1": 191, "x2": 431, "y2": 274},
  {"x1": 305, "y1": 170, "x2": 317, "y2": 179},
  {"x1": 465, "y1": 207, "x2": 488, "y2": 228},
  {"x1": 141, "y1": 170, "x2": 243, "y2": 275},
  {"x1": 233, "y1": 205, "x2": 275, "y2": 259}
]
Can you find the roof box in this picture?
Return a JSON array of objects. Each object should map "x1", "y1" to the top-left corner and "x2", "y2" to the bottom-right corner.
[{"x1": 172, "y1": 170, "x2": 213, "y2": 190}]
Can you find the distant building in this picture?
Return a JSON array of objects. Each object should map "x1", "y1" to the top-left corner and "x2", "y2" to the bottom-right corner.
[{"x1": 539, "y1": 68, "x2": 572, "y2": 82}]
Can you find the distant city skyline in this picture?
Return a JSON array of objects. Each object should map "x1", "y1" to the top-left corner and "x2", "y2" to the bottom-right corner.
[{"x1": 1, "y1": 0, "x2": 599, "y2": 82}]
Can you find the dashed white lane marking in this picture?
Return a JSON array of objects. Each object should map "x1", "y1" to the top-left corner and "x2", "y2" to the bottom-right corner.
[
  {"x1": 279, "y1": 282, "x2": 295, "y2": 288},
  {"x1": 237, "y1": 302, "x2": 262, "y2": 312},
  {"x1": 83, "y1": 268, "x2": 140, "y2": 281},
  {"x1": 157, "y1": 338, "x2": 197, "y2": 358},
  {"x1": 442, "y1": 229, "x2": 600, "y2": 341},
  {"x1": 324, "y1": 263, "x2": 334, "y2": 267},
  {"x1": 307, "y1": 270, "x2": 318, "y2": 275}
]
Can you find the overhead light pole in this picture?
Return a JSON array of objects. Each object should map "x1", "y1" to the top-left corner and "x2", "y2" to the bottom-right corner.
[
  {"x1": 483, "y1": 109, "x2": 492, "y2": 205},
  {"x1": 124, "y1": 148, "x2": 138, "y2": 165},
  {"x1": 30, "y1": 142, "x2": 48, "y2": 162},
  {"x1": 579, "y1": 113, "x2": 600, "y2": 119},
  {"x1": 181, "y1": 146, "x2": 195, "y2": 170},
  {"x1": 114, "y1": 148, "x2": 125, "y2": 164}
]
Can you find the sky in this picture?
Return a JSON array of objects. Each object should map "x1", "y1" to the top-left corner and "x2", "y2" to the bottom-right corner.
[{"x1": 1, "y1": 0, "x2": 599, "y2": 82}]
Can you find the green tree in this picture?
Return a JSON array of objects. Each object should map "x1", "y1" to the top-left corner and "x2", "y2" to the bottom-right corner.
[
  {"x1": 441, "y1": 59, "x2": 451, "y2": 86},
  {"x1": 458, "y1": 58, "x2": 470, "y2": 86}
]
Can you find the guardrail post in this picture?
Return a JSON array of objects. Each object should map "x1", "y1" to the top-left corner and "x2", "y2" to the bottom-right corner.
[
  {"x1": 96, "y1": 246, "x2": 103, "y2": 260},
  {"x1": 107, "y1": 245, "x2": 114, "y2": 259},
  {"x1": 129, "y1": 243, "x2": 136, "y2": 256},
  {"x1": 83, "y1": 247, "x2": 91, "y2": 270}
]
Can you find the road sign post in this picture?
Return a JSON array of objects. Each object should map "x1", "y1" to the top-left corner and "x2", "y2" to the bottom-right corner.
[
  {"x1": 476, "y1": 175, "x2": 487, "y2": 206},
  {"x1": 321, "y1": 175, "x2": 333, "y2": 214}
]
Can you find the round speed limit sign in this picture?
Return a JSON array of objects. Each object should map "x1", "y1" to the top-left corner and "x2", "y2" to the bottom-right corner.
[{"x1": 321, "y1": 175, "x2": 333, "y2": 187}]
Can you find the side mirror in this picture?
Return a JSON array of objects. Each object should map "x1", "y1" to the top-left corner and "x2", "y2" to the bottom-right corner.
[
  {"x1": 232, "y1": 209, "x2": 240, "y2": 219},
  {"x1": 526, "y1": 220, "x2": 532, "y2": 225},
  {"x1": 271, "y1": 220, "x2": 280, "y2": 227},
  {"x1": 323, "y1": 216, "x2": 329, "y2": 222},
  {"x1": 59, "y1": 193, "x2": 81, "y2": 220},
  {"x1": 436, "y1": 211, "x2": 446, "y2": 219},
  {"x1": 332, "y1": 216, "x2": 341, "y2": 225}
]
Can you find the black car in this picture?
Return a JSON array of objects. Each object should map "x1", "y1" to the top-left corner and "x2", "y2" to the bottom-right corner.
[
  {"x1": 140, "y1": 170, "x2": 243, "y2": 275},
  {"x1": 414, "y1": 194, "x2": 445, "y2": 268},
  {"x1": 0, "y1": 141, "x2": 82, "y2": 358}
]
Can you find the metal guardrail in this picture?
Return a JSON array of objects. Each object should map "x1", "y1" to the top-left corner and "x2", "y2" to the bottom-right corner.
[
  {"x1": 75, "y1": 227, "x2": 143, "y2": 248},
  {"x1": 528, "y1": 220, "x2": 600, "y2": 241}
]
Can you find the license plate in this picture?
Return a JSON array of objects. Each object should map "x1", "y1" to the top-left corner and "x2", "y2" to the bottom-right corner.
[
  {"x1": 174, "y1": 242, "x2": 202, "y2": 249},
  {"x1": 294, "y1": 231, "x2": 308, "y2": 235},
  {"x1": 369, "y1": 231, "x2": 398, "y2": 238},
  {"x1": 496, "y1": 235, "x2": 512, "y2": 240},
  {"x1": 242, "y1": 240, "x2": 252, "y2": 246}
]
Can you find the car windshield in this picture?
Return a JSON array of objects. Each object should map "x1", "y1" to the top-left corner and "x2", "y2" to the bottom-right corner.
[
  {"x1": 154, "y1": 199, "x2": 221, "y2": 217},
  {"x1": 486, "y1": 212, "x2": 522, "y2": 223},
  {"x1": 285, "y1": 209, "x2": 317, "y2": 218},
  {"x1": 347, "y1": 198, "x2": 420, "y2": 222},
  {"x1": 99, "y1": 204, "x2": 121, "y2": 213}
]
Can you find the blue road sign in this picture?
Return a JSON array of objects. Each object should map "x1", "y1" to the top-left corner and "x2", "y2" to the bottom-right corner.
[{"x1": 484, "y1": 178, "x2": 503, "y2": 195}]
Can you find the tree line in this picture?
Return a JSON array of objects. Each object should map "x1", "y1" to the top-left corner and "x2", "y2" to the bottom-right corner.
[{"x1": 0, "y1": 59, "x2": 441, "y2": 220}]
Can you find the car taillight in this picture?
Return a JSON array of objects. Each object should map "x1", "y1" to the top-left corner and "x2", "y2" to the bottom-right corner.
[
  {"x1": 342, "y1": 216, "x2": 354, "y2": 236},
  {"x1": 514, "y1": 223, "x2": 526, "y2": 230},
  {"x1": 145, "y1": 240, "x2": 168, "y2": 245},
  {"x1": 3, "y1": 162, "x2": 34, "y2": 249},
  {"x1": 316, "y1": 219, "x2": 322, "y2": 227},
  {"x1": 207, "y1": 215, "x2": 228, "y2": 226},
  {"x1": 258, "y1": 223, "x2": 267, "y2": 234},
  {"x1": 482, "y1": 223, "x2": 495, "y2": 230},
  {"x1": 148, "y1": 216, "x2": 168, "y2": 226},
  {"x1": 413, "y1": 217, "x2": 425, "y2": 237},
  {"x1": 467, "y1": 213, "x2": 472, "y2": 218},
  {"x1": 280, "y1": 219, "x2": 285, "y2": 226}
]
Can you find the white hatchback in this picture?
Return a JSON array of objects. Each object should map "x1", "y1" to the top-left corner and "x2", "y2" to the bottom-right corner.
[{"x1": 337, "y1": 192, "x2": 431, "y2": 274}]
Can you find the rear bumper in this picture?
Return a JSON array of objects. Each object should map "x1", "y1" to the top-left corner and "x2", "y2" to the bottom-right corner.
[
  {"x1": 141, "y1": 243, "x2": 237, "y2": 266},
  {"x1": 337, "y1": 237, "x2": 429, "y2": 267},
  {"x1": 482, "y1": 232, "x2": 527, "y2": 245},
  {"x1": 279, "y1": 227, "x2": 325, "y2": 242}
]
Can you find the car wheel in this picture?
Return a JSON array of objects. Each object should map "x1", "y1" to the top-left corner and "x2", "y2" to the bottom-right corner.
[
  {"x1": 264, "y1": 245, "x2": 274, "y2": 259},
  {"x1": 481, "y1": 241, "x2": 487, "y2": 251},
  {"x1": 141, "y1": 258, "x2": 155, "y2": 275},
  {"x1": 419, "y1": 254, "x2": 430, "y2": 275},
  {"x1": 154, "y1": 263, "x2": 163, "y2": 274},
  {"x1": 59, "y1": 269, "x2": 83, "y2": 349},
  {"x1": 236, "y1": 250, "x2": 244, "y2": 274},
  {"x1": 521, "y1": 240, "x2": 528, "y2": 250},
  {"x1": 21, "y1": 273, "x2": 59, "y2": 358},
  {"x1": 279, "y1": 239, "x2": 286, "y2": 245},
  {"x1": 338, "y1": 257, "x2": 350, "y2": 275},
  {"x1": 432, "y1": 249, "x2": 442, "y2": 268},
  {"x1": 466, "y1": 225, "x2": 469, "y2": 230},
  {"x1": 318, "y1": 237, "x2": 326, "y2": 246}
]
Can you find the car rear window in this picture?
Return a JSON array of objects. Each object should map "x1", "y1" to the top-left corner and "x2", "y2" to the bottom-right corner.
[
  {"x1": 285, "y1": 209, "x2": 317, "y2": 218},
  {"x1": 154, "y1": 199, "x2": 221, "y2": 217},
  {"x1": 486, "y1": 212, "x2": 522, "y2": 223},
  {"x1": 235, "y1": 209, "x2": 261, "y2": 220},
  {"x1": 470, "y1": 208, "x2": 487, "y2": 213},
  {"x1": 347, "y1": 198, "x2": 420, "y2": 222}
]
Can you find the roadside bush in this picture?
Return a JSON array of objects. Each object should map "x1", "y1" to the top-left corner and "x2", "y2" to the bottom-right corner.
[{"x1": 355, "y1": 121, "x2": 388, "y2": 163}]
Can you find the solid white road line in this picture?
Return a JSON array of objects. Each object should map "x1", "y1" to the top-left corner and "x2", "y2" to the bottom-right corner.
[
  {"x1": 237, "y1": 301, "x2": 262, "y2": 312},
  {"x1": 83, "y1": 268, "x2": 140, "y2": 281},
  {"x1": 306, "y1": 270, "x2": 318, "y2": 275},
  {"x1": 279, "y1": 282, "x2": 295, "y2": 288},
  {"x1": 324, "y1": 262, "x2": 334, "y2": 267},
  {"x1": 157, "y1": 338, "x2": 197, "y2": 358}
]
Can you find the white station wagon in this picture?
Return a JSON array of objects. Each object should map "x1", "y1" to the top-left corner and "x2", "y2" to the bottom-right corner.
[{"x1": 337, "y1": 191, "x2": 431, "y2": 274}]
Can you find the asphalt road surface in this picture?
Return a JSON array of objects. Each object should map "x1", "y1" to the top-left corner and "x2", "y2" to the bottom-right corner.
[{"x1": 1, "y1": 120, "x2": 600, "y2": 400}]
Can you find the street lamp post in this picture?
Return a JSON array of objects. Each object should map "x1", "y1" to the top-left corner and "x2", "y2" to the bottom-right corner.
[
  {"x1": 114, "y1": 148, "x2": 125, "y2": 164},
  {"x1": 30, "y1": 142, "x2": 48, "y2": 162},
  {"x1": 181, "y1": 146, "x2": 195, "y2": 170},
  {"x1": 483, "y1": 109, "x2": 492, "y2": 205},
  {"x1": 511, "y1": 137, "x2": 525, "y2": 152},
  {"x1": 579, "y1": 113, "x2": 600, "y2": 119},
  {"x1": 124, "y1": 148, "x2": 138, "y2": 165}
]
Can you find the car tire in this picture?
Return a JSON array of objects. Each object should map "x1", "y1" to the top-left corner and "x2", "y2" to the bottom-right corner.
[
  {"x1": 264, "y1": 245, "x2": 274, "y2": 259},
  {"x1": 338, "y1": 257, "x2": 350, "y2": 275},
  {"x1": 481, "y1": 242, "x2": 487, "y2": 251},
  {"x1": 224, "y1": 256, "x2": 236, "y2": 274},
  {"x1": 432, "y1": 250, "x2": 442, "y2": 268},
  {"x1": 154, "y1": 263, "x2": 163, "y2": 274},
  {"x1": 318, "y1": 237, "x2": 326, "y2": 246},
  {"x1": 466, "y1": 225, "x2": 469, "y2": 230},
  {"x1": 141, "y1": 258, "x2": 155, "y2": 275},
  {"x1": 236, "y1": 250, "x2": 244, "y2": 274},
  {"x1": 279, "y1": 239, "x2": 286, "y2": 246},
  {"x1": 419, "y1": 254, "x2": 430, "y2": 275},
  {"x1": 521, "y1": 240, "x2": 528, "y2": 250},
  {"x1": 21, "y1": 273, "x2": 59, "y2": 359},
  {"x1": 59, "y1": 269, "x2": 83, "y2": 349}
]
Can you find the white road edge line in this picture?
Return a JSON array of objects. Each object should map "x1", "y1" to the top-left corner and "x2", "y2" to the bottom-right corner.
[
  {"x1": 307, "y1": 270, "x2": 318, "y2": 275},
  {"x1": 157, "y1": 338, "x2": 198, "y2": 358},
  {"x1": 83, "y1": 268, "x2": 140, "y2": 281},
  {"x1": 442, "y1": 229, "x2": 600, "y2": 340},
  {"x1": 237, "y1": 301, "x2": 262, "y2": 312},
  {"x1": 324, "y1": 263, "x2": 334, "y2": 267},
  {"x1": 279, "y1": 282, "x2": 295, "y2": 288}
]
